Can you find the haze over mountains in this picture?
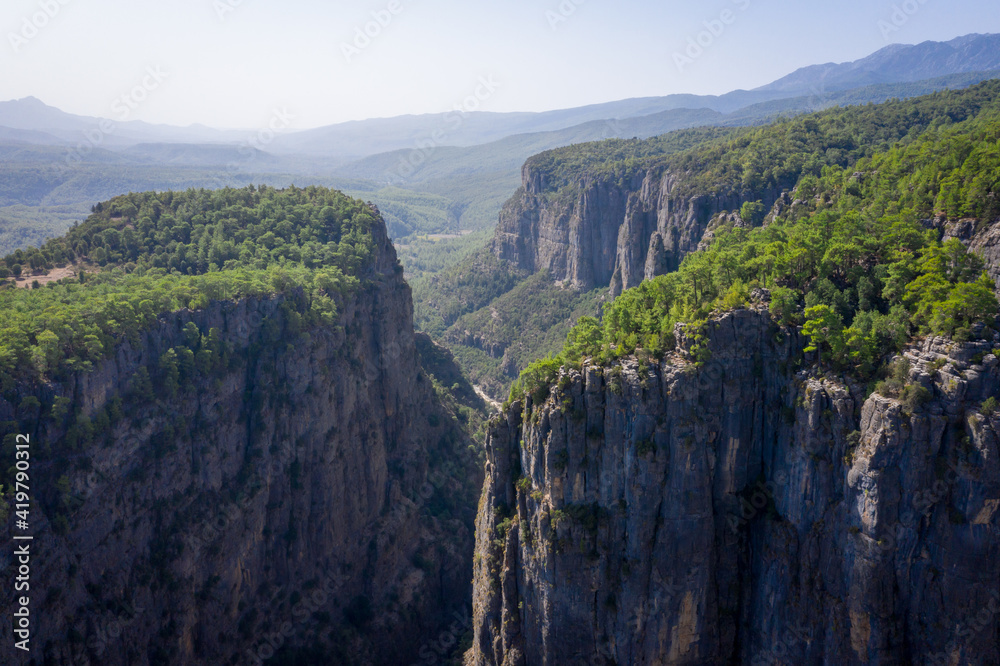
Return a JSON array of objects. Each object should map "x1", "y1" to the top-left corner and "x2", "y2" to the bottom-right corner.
[
  {"x1": 1, "y1": 33, "x2": 999, "y2": 249},
  {"x1": 5, "y1": 34, "x2": 1000, "y2": 157}
]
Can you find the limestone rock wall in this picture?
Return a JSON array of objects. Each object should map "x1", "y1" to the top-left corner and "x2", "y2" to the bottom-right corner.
[{"x1": 471, "y1": 309, "x2": 1000, "y2": 665}]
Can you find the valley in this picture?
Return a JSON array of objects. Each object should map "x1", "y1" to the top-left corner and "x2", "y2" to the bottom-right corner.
[{"x1": 2, "y1": 31, "x2": 1000, "y2": 666}]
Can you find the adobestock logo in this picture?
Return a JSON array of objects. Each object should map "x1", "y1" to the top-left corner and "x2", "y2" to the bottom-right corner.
[
  {"x1": 545, "y1": 0, "x2": 587, "y2": 31},
  {"x1": 111, "y1": 66, "x2": 169, "y2": 121},
  {"x1": 213, "y1": 0, "x2": 248, "y2": 21},
  {"x1": 58, "y1": 66, "x2": 169, "y2": 174},
  {"x1": 341, "y1": 0, "x2": 413, "y2": 63},
  {"x1": 673, "y1": 0, "x2": 752, "y2": 73},
  {"x1": 877, "y1": 0, "x2": 931, "y2": 41},
  {"x1": 204, "y1": 107, "x2": 295, "y2": 190},
  {"x1": 8, "y1": 0, "x2": 72, "y2": 53},
  {"x1": 392, "y1": 76, "x2": 500, "y2": 181}
]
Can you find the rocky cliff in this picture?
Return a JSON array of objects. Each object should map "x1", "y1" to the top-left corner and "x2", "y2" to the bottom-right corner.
[
  {"x1": 0, "y1": 215, "x2": 481, "y2": 665},
  {"x1": 944, "y1": 217, "x2": 1000, "y2": 298},
  {"x1": 470, "y1": 308, "x2": 1000, "y2": 665},
  {"x1": 491, "y1": 163, "x2": 776, "y2": 297}
]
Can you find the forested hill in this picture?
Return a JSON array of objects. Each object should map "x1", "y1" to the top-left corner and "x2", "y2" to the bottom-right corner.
[
  {"x1": 511, "y1": 79, "x2": 1000, "y2": 401},
  {"x1": 521, "y1": 79, "x2": 1000, "y2": 207},
  {"x1": 0, "y1": 185, "x2": 387, "y2": 387},
  {"x1": 0, "y1": 185, "x2": 485, "y2": 665},
  {"x1": 495, "y1": 77, "x2": 1000, "y2": 299}
]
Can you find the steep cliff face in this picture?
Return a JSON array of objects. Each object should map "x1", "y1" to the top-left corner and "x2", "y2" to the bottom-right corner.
[
  {"x1": 0, "y1": 219, "x2": 481, "y2": 665},
  {"x1": 471, "y1": 308, "x2": 1000, "y2": 665},
  {"x1": 943, "y1": 216, "x2": 1000, "y2": 296},
  {"x1": 491, "y1": 163, "x2": 774, "y2": 296}
]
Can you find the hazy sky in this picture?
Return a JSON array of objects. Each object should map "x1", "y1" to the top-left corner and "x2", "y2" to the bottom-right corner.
[{"x1": 3, "y1": 0, "x2": 999, "y2": 130}]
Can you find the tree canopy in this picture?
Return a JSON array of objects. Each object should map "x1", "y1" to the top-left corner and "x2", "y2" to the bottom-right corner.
[{"x1": 0, "y1": 185, "x2": 383, "y2": 389}]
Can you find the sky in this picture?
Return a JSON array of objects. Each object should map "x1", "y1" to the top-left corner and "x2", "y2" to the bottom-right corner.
[{"x1": 2, "y1": 0, "x2": 999, "y2": 130}]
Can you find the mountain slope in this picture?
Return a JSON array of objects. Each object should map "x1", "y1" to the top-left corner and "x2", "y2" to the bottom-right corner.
[
  {"x1": 0, "y1": 97, "x2": 243, "y2": 146},
  {"x1": 327, "y1": 71, "x2": 1000, "y2": 236},
  {"x1": 6, "y1": 34, "x2": 996, "y2": 163},
  {"x1": 2, "y1": 43, "x2": 999, "y2": 257},
  {"x1": 0, "y1": 187, "x2": 484, "y2": 665},
  {"x1": 492, "y1": 80, "x2": 1000, "y2": 295}
]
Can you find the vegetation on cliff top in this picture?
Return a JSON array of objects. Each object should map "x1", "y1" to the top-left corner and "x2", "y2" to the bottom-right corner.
[
  {"x1": 527, "y1": 80, "x2": 1000, "y2": 206},
  {"x1": 523, "y1": 126, "x2": 736, "y2": 197},
  {"x1": 0, "y1": 185, "x2": 383, "y2": 388},
  {"x1": 510, "y1": 82, "x2": 1000, "y2": 405}
]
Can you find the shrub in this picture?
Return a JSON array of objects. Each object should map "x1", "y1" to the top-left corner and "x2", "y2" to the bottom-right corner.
[
  {"x1": 875, "y1": 358, "x2": 911, "y2": 398},
  {"x1": 609, "y1": 366, "x2": 624, "y2": 396},
  {"x1": 981, "y1": 396, "x2": 998, "y2": 416},
  {"x1": 900, "y1": 384, "x2": 931, "y2": 413},
  {"x1": 494, "y1": 516, "x2": 515, "y2": 547}
]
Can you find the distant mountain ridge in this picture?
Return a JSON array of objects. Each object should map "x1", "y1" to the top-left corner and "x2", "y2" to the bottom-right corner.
[
  {"x1": 0, "y1": 96, "x2": 244, "y2": 146},
  {"x1": 339, "y1": 70, "x2": 1000, "y2": 187},
  {"x1": 2, "y1": 33, "x2": 996, "y2": 161},
  {"x1": 758, "y1": 33, "x2": 1000, "y2": 93}
]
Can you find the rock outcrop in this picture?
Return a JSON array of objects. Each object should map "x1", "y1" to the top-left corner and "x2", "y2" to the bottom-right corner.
[
  {"x1": 491, "y1": 163, "x2": 778, "y2": 296},
  {"x1": 0, "y1": 215, "x2": 481, "y2": 665},
  {"x1": 942, "y1": 216, "x2": 1000, "y2": 295},
  {"x1": 471, "y1": 308, "x2": 1000, "y2": 665}
]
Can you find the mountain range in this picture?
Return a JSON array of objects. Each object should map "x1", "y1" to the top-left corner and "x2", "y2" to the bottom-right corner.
[
  {"x1": 3, "y1": 33, "x2": 999, "y2": 159},
  {"x1": 1, "y1": 33, "x2": 999, "y2": 249}
]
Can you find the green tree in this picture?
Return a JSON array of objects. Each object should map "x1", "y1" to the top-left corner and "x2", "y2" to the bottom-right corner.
[
  {"x1": 564, "y1": 316, "x2": 603, "y2": 363},
  {"x1": 82, "y1": 334, "x2": 104, "y2": 362},
  {"x1": 31, "y1": 330, "x2": 61, "y2": 375},
  {"x1": 802, "y1": 305, "x2": 846, "y2": 366},
  {"x1": 159, "y1": 349, "x2": 180, "y2": 398},
  {"x1": 740, "y1": 200, "x2": 766, "y2": 226}
]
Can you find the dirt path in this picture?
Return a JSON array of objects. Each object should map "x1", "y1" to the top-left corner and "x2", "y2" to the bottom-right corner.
[{"x1": 10, "y1": 265, "x2": 79, "y2": 288}]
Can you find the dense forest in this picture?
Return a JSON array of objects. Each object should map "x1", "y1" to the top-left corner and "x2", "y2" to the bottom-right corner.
[
  {"x1": 527, "y1": 80, "x2": 1000, "y2": 206},
  {"x1": 0, "y1": 186, "x2": 382, "y2": 391},
  {"x1": 511, "y1": 81, "x2": 1000, "y2": 404},
  {"x1": 0, "y1": 203, "x2": 92, "y2": 255}
]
